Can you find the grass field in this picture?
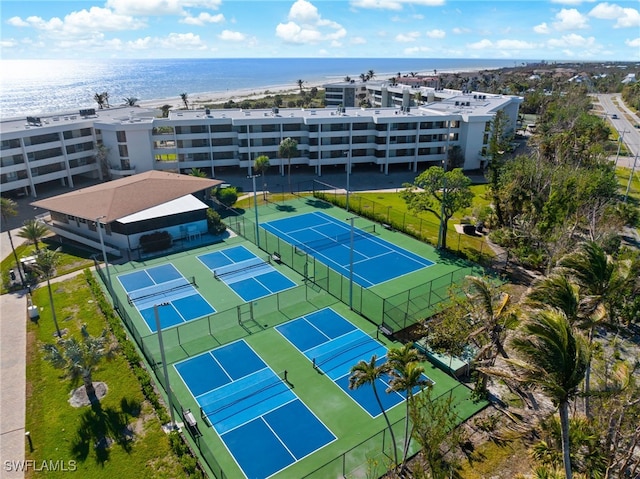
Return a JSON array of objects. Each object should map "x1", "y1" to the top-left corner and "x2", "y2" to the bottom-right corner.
[
  {"x1": 25, "y1": 275, "x2": 187, "y2": 479},
  {"x1": 102, "y1": 197, "x2": 488, "y2": 478}
]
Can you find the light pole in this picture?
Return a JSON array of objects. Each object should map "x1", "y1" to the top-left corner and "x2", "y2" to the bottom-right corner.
[
  {"x1": 624, "y1": 151, "x2": 638, "y2": 203},
  {"x1": 154, "y1": 302, "x2": 176, "y2": 429},
  {"x1": 95, "y1": 215, "x2": 112, "y2": 291},
  {"x1": 615, "y1": 130, "x2": 628, "y2": 166},
  {"x1": 344, "y1": 150, "x2": 352, "y2": 212},
  {"x1": 248, "y1": 173, "x2": 261, "y2": 248},
  {"x1": 438, "y1": 162, "x2": 447, "y2": 250},
  {"x1": 347, "y1": 216, "x2": 357, "y2": 310}
]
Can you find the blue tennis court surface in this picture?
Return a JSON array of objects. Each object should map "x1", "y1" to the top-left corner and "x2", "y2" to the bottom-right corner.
[
  {"x1": 175, "y1": 340, "x2": 335, "y2": 478},
  {"x1": 198, "y1": 245, "x2": 296, "y2": 302},
  {"x1": 117, "y1": 264, "x2": 215, "y2": 332},
  {"x1": 261, "y1": 211, "x2": 434, "y2": 287},
  {"x1": 276, "y1": 308, "x2": 432, "y2": 417}
]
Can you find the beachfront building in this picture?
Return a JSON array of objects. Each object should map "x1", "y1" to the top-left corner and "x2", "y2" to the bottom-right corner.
[
  {"x1": 1, "y1": 87, "x2": 521, "y2": 197},
  {"x1": 30, "y1": 171, "x2": 222, "y2": 259}
]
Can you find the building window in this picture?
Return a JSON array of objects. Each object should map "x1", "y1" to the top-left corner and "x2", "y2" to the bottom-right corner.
[
  {"x1": 116, "y1": 131, "x2": 127, "y2": 142},
  {"x1": 118, "y1": 145, "x2": 129, "y2": 157}
]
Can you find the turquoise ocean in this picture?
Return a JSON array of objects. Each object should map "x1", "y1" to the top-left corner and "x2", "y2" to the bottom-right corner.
[{"x1": 0, "y1": 58, "x2": 522, "y2": 118}]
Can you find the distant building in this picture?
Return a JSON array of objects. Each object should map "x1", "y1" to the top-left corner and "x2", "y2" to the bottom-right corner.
[
  {"x1": 1, "y1": 85, "x2": 522, "y2": 197},
  {"x1": 622, "y1": 73, "x2": 636, "y2": 84}
]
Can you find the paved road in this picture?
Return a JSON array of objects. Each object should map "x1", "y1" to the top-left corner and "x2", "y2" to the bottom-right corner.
[{"x1": 596, "y1": 93, "x2": 640, "y2": 166}]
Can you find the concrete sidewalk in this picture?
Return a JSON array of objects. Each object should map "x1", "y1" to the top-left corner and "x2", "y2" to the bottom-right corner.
[{"x1": 0, "y1": 289, "x2": 28, "y2": 479}]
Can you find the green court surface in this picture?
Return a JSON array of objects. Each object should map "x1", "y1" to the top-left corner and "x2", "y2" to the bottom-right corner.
[{"x1": 103, "y1": 196, "x2": 488, "y2": 479}]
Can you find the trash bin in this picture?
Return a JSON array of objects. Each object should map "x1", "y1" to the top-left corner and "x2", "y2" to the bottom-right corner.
[{"x1": 28, "y1": 305, "x2": 39, "y2": 320}]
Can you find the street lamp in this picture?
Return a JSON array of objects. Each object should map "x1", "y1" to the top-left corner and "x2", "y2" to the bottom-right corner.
[
  {"x1": 344, "y1": 150, "x2": 352, "y2": 212},
  {"x1": 615, "y1": 130, "x2": 628, "y2": 166},
  {"x1": 154, "y1": 302, "x2": 176, "y2": 429},
  {"x1": 347, "y1": 216, "x2": 357, "y2": 310},
  {"x1": 248, "y1": 173, "x2": 261, "y2": 248},
  {"x1": 624, "y1": 151, "x2": 638, "y2": 203},
  {"x1": 438, "y1": 161, "x2": 447, "y2": 250},
  {"x1": 95, "y1": 215, "x2": 112, "y2": 291}
]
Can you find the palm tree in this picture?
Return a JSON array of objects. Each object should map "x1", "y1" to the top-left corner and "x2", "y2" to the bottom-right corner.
[
  {"x1": 102, "y1": 91, "x2": 110, "y2": 108},
  {"x1": 367, "y1": 69, "x2": 376, "y2": 80},
  {"x1": 387, "y1": 344, "x2": 429, "y2": 468},
  {"x1": 466, "y1": 276, "x2": 518, "y2": 394},
  {"x1": 359, "y1": 72, "x2": 368, "y2": 82},
  {"x1": 42, "y1": 324, "x2": 115, "y2": 402},
  {"x1": 344, "y1": 75, "x2": 351, "y2": 82},
  {"x1": 278, "y1": 137, "x2": 298, "y2": 193},
  {"x1": 93, "y1": 92, "x2": 105, "y2": 109},
  {"x1": 509, "y1": 309, "x2": 589, "y2": 479},
  {"x1": 558, "y1": 241, "x2": 632, "y2": 417},
  {"x1": 0, "y1": 198, "x2": 25, "y2": 286},
  {"x1": 189, "y1": 167, "x2": 207, "y2": 178},
  {"x1": 17, "y1": 219, "x2": 49, "y2": 252},
  {"x1": 160, "y1": 104, "x2": 172, "y2": 118},
  {"x1": 34, "y1": 249, "x2": 62, "y2": 338},
  {"x1": 349, "y1": 355, "x2": 399, "y2": 469},
  {"x1": 123, "y1": 97, "x2": 139, "y2": 106},
  {"x1": 180, "y1": 92, "x2": 189, "y2": 109},
  {"x1": 254, "y1": 155, "x2": 271, "y2": 200},
  {"x1": 296, "y1": 79, "x2": 305, "y2": 93}
]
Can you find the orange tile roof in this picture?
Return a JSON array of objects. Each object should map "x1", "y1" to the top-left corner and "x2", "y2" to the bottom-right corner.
[{"x1": 31, "y1": 171, "x2": 222, "y2": 223}]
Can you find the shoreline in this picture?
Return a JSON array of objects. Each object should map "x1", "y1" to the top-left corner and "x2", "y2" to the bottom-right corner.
[{"x1": 136, "y1": 66, "x2": 500, "y2": 111}]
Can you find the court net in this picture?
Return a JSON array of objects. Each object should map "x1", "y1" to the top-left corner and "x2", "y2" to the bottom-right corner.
[
  {"x1": 213, "y1": 257, "x2": 270, "y2": 280},
  {"x1": 126, "y1": 276, "x2": 196, "y2": 305},
  {"x1": 294, "y1": 224, "x2": 377, "y2": 255},
  {"x1": 199, "y1": 370, "x2": 289, "y2": 421},
  {"x1": 314, "y1": 335, "x2": 381, "y2": 370}
]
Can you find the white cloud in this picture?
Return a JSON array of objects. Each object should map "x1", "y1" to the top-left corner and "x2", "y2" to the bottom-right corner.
[
  {"x1": 404, "y1": 45, "x2": 432, "y2": 54},
  {"x1": 351, "y1": 36, "x2": 367, "y2": 44},
  {"x1": 0, "y1": 39, "x2": 18, "y2": 48},
  {"x1": 547, "y1": 33, "x2": 596, "y2": 47},
  {"x1": 160, "y1": 32, "x2": 207, "y2": 49},
  {"x1": 534, "y1": 22, "x2": 551, "y2": 34},
  {"x1": 452, "y1": 27, "x2": 471, "y2": 34},
  {"x1": 553, "y1": 8, "x2": 589, "y2": 30},
  {"x1": 276, "y1": 0, "x2": 346, "y2": 44},
  {"x1": 426, "y1": 29, "x2": 445, "y2": 39},
  {"x1": 395, "y1": 31, "x2": 421, "y2": 42},
  {"x1": 550, "y1": 0, "x2": 596, "y2": 4},
  {"x1": 350, "y1": 0, "x2": 444, "y2": 10},
  {"x1": 181, "y1": 12, "x2": 225, "y2": 25},
  {"x1": 625, "y1": 37, "x2": 640, "y2": 47},
  {"x1": 106, "y1": 0, "x2": 221, "y2": 16},
  {"x1": 589, "y1": 3, "x2": 640, "y2": 28},
  {"x1": 218, "y1": 30, "x2": 246, "y2": 41},
  {"x1": 10, "y1": 8, "x2": 146, "y2": 38},
  {"x1": 7, "y1": 17, "x2": 30, "y2": 27},
  {"x1": 468, "y1": 39, "x2": 493, "y2": 50}
]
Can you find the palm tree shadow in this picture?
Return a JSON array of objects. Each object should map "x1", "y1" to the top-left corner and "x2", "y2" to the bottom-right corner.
[{"x1": 71, "y1": 397, "x2": 140, "y2": 465}]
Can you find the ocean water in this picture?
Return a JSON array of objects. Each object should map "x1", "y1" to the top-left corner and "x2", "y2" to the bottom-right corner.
[{"x1": 0, "y1": 58, "x2": 520, "y2": 118}]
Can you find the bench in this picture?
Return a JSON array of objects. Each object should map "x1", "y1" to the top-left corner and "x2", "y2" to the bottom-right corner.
[
  {"x1": 378, "y1": 323, "x2": 394, "y2": 339},
  {"x1": 381, "y1": 223, "x2": 393, "y2": 231},
  {"x1": 271, "y1": 252, "x2": 282, "y2": 263},
  {"x1": 183, "y1": 409, "x2": 202, "y2": 437}
]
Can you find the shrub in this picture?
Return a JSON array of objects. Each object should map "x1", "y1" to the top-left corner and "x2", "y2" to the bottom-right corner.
[
  {"x1": 139, "y1": 231, "x2": 172, "y2": 252},
  {"x1": 215, "y1": 186, "x2": 238, "y2": 207},
  {"x1": 206, "y1": 208, "x2": 227, "y2": 235}
]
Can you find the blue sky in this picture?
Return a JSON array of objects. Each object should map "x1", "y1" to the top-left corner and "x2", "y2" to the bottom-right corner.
[{"x1": 1, "y1": 0, "x2": 638, "y2": 60}]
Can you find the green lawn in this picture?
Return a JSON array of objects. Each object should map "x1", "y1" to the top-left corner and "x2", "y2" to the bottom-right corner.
[
  {"x1": 1, "y1": 237, "x2": 95, "y2": 294},
  {"x1": 25, "y1": 275, "x2": 187, "y2": 479}
]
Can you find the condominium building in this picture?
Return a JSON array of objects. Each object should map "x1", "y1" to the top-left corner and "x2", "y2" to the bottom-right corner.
[{"x1": 1, "y1": 87, "x2": 521, "y2": 197}]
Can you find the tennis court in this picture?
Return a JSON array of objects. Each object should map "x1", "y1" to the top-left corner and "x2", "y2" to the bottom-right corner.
[
  {"x1": 198, "y1": 245, "x2": 296, "y2": 302},
  {"x1": 175, "y1": 340, "x2": 336, "y2": 479},
  {"x1": 276, "y1": 308, "x2": 432, "y2": 417},
  {"x1": 261, "y1": 211, "x2": 434, "y2": 287},
  {"x1": 117, "y1": 264, "x2": 215, "y2": 332}
]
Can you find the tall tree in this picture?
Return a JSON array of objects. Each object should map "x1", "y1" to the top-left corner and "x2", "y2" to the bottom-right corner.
[
  {"x1": 189, "y1": 167, "x2": 207, "y2": 178},
  {"x1": 180, "y1": 92, "x2": 189, "y2": 109},
  {"x1": 349, "y1": 355, "x2": 399, "y2": 469},
  {"x1": 17, "y1": 219, "x2": 49, "y2": 252},
  {"x1": 465, "y1": 276, "x2": 518, "y2": 394},
  {"x1": 42, "y1": 324, "x2": 115, "y2": 402},
  {"x1": 0, "y1": 198, "x2": 25, "y2": 286},
  {"x1": 387, "y1": 344, "x2": 429, "y2": 469},
  {"x1": 486, "y1": 110, "x2": 513, "y2": 227},
  {"x1": 254, "y1": 155, "x2": 271, "y2": 200},
  {"x1": 278, "y1": 137, "x2": 298, "y2": 193},
  {"x1": 160, "y1": 104, "x2": 172, "y2": 118},
  {"x1": 102, "y1": 91, "x2": 110, "y2": 108},
  {"x1": 509, "y1": 310, "x2": 589, "y2": 479},
  {"x1": 558, "y1": 241, "x2": 632, "y2": 417},
  {"x1": 93, "y1": 92, "x2": 105, "y2": 109},
  {"x1": 34, "y1": 249, "x2": 62, "y2": 338},
  {"x1": 401, "y1": 167, "x2": 474, "y2": 249},
  {"x1": 296, "y1": 79, "x2": 305, "y2": 93},
  {"x1": 367, "y1": 69, "x2": 376, "y2": 80},
  {"x1": 122, "y1": 97, "x2": 139, "y2": 106}
]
